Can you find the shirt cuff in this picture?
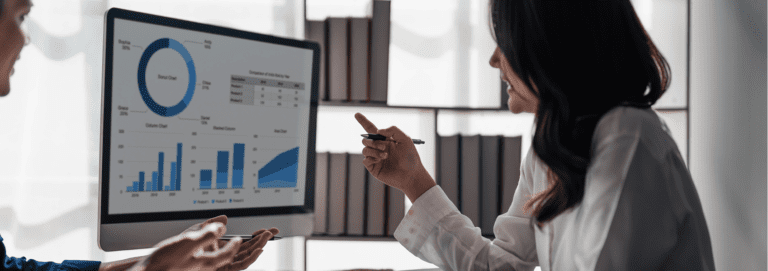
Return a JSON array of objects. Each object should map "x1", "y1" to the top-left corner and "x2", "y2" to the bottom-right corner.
[
  {"x1": 394, "y1": 185, "x2": 459, "y2": 255},
  {"x1": 61, "y1": 260, "x2": 102, "y2": 271}
]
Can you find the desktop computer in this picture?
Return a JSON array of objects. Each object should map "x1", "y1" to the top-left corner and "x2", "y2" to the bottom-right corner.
[{"x1": 98, "y1": 8, "x2": 320, "y2": 251}]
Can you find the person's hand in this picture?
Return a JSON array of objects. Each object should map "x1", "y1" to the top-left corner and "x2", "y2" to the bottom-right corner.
[
  {"x1": 182, "y1": 215, "x2": 280, "y2": 271},
  {"x1": 219, "y1": 228, "x2": 279, "y2": 271},
  {"x1": 355, "y1": 113, "x2": 436, "y2": 202},
  {"x1": 128, "y1": 219, "x2": 240, "y2": 271}
]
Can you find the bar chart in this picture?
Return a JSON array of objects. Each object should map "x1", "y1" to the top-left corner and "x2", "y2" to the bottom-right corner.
[
  {"x1": 126, "y1": 143, "x2": 183, "y2": 192},
  {"x1": 199, "y1": 143, "x2": 246, "y2": 190},
  {"x1": 122, "y1": 142, "x2": 302, "y2": 192}
]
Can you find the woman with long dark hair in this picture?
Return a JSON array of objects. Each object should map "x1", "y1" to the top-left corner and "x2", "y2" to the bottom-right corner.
[{"x1": 356, "y1": 1, "x2": 715, "y2": 270}]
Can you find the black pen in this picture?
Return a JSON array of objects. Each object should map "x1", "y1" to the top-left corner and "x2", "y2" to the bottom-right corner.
[
  {"x1": 361, "y1": 134, "x2": 425, "y2": 144},
  {"x1": 219, "y1": 235, "x2": 282, "y2": 241}
]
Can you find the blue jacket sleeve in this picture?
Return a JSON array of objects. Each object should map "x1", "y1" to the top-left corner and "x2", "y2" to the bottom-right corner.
[{"x1": 1, "y1": 235, "x2": 101, "y2": 271}]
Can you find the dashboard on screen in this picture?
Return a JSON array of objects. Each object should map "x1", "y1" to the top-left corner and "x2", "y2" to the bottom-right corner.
[{"x1": 102, "y1": 12, "x2": 316, "y2": 218}]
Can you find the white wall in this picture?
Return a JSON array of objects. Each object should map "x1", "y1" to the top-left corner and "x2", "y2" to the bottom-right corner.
[{"x1": 690, "y1": 0, "x2": 766, "y2": 270}]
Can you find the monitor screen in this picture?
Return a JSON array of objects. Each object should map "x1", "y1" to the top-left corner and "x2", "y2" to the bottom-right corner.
[{"x1": 100, "y1": 8, "x2": 318, "y2": 223}]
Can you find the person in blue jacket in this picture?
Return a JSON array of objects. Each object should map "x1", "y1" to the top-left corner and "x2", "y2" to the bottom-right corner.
[{"x1": 0, "y1": 1, "x2": 279, "y2": 270}]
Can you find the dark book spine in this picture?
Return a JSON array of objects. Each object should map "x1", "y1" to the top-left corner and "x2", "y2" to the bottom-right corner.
[
  {"x1": 326, "y1": 18, "x2": 349, "y2": 102},
  {"x1": 481, "y1": 136, "x2": 501, "y2": 236},
  {"x1": 501, "y1": 136, "x2": 523, "y2": 214},
  {"x1": 370, "y1": 0, "x2": 391, "y2": 102},
  {"x1": 346, "y1": 154, "x2": 367, "y2": 235},
  {"x1": 313, "y1": 152, "x2": 329, "y2": 234},
  {"x1": 305, "y1": 20, "x2": 327, "y2": 101},
  {"x1": 460, "y1": 135, "x2": 481, "y2": 227},
  {"x1": 387, "y1": 186, "x2": 405, "y2": 236},
  {"x1": 328, "y1": 153, "x2": 348, "y2": 235},
  {"x1": 366, "y1": 171, "x2": 386, "y2": 236},
  {"x1": 350, "y1": 18, "x2": 371, "y2": 102},
  {"x1": 439, "y1": 135, "x2": 461, "y2": 207}
]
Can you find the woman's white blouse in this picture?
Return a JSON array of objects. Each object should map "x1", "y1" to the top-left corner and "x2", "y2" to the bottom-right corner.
[{"x1": 393, "y1": 106, "x2": 715, "y2": 270}]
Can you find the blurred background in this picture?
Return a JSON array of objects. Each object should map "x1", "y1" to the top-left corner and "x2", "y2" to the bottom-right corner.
[{"x1": 0, "y1": 0, "x2": 763, "y2": 270}]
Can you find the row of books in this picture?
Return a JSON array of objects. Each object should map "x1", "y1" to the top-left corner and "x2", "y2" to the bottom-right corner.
[
  {"x1": 313, "y1": 152, "x2": 404, "y2": 236},
  {"x1": 305, "y1": 0, "x2": 391, "y2": 103},
  {"x1": 313, "y1": 134, "x2": 523, "y2": 238},
  {"x1": 438, "y1": 135, "x2": 523, "y2": 236}
]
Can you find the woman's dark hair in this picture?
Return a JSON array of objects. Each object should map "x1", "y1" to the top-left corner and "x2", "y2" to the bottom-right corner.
[{"x1": 490, "y1": 0, "x2": 670, "y2": 226}]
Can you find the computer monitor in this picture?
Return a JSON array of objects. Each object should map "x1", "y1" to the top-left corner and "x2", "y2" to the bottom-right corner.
[{"x1": 98, "y1": 8, "x2": 319, "y2": 251}]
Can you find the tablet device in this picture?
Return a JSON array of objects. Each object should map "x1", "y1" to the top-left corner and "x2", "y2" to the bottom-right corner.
[{"x1": 98, "y1": 8, "x2": 319, "y2": 251}]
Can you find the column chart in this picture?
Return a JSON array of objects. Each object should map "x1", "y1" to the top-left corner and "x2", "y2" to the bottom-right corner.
[
  {"x1": 126, "y1": 143, "x2": 183, "y2": 192},
  {"x1": 196, "y1": 143, "x2": 246, "y2": 190}
]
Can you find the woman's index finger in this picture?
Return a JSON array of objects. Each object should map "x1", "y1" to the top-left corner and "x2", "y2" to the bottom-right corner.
[{"x1": 355, "y1": 113, "x2": 378, "y2": 134}]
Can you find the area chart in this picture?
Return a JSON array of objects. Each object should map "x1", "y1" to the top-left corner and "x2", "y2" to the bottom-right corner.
[{"x1": 258, "y1": 147, "x2": 299, "y2": 188}]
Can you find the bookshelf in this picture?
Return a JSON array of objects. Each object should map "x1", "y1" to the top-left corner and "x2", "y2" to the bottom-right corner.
[{"x1": 304, "y1": 2, "x2": 527, "y2": 271}]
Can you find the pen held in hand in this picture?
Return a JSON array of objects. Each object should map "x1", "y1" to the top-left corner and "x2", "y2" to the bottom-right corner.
[
  {"x1": 361, "y1": 134, "x2": 425, "y2": 144},
  {"x1": 219, "y1": 235, "x2": 282, "y2": 242}
]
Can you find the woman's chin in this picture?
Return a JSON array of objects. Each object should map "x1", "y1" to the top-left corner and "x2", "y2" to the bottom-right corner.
[
  {"x1": 0, "y1": 83, "x2": 9, "y2": 97},
  {"x1": 0, "y1": 69, "x2": 10, "y2": 97},
  {"x1": 508, "y1": 99, "x2": 521, "y2": 113}
]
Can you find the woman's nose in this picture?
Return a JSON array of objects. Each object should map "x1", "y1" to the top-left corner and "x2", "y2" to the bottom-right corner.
[{"x1": 489, "y1": 47, "x2": 501, "y2": 68}]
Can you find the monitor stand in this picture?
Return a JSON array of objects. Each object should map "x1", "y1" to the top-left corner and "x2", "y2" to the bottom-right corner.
[{"x1": 99, "y1": 213, "x2": 313, "y2": 251}]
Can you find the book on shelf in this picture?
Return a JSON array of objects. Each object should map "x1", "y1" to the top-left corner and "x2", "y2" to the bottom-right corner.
[
  {"x1": 501, "y1": 80, "x2": 509, "y2": 109},
  {"x1": 316, "y1": 0, "x2": 389, "y2": 104},
  {"x1": 387, "y1": 186, "x2": 404, "y2": 236},
  {"x1": 349, "y1": 18, "x2": 371, "y2": 102},
  {"x1": 460, "y1": 135, "x2": 481, "y2": 227},
  {"x1": 435, "y1": 134, "x2": 525, "y2": 237},
  {"x1": 328, "y1": 153, "x2": 348, "y2": 235},
  {"x1": 305, "y1": 20, "x2": 327, "y2": 101},
  {"x1": 438, "y1": 135, "x2": 461, "y2": 208},
  {"x1": 501, "y1": 136, "x2": 523, "y2": 213},
  {"x1": 369, "y1": 0, "x2": 390, "y2": 103},
  {"x1": 346, "y1": 154, "x2": 367, "y2": 235},
  {"x1": 313, "y1": 152, "x2": 329, "y2": 234},
  {"x1": 326, "y1": 17, "x2": 349, "y2": 102},
  {"x1": 481, "y1": 136, "x2": 501, "y2": 236},
  {"x1": 366, "y1": 171, "x2": 386, "y2": 236},
  {"x1": 312, "y1": 134, "x2": 523, "y2": 239}
]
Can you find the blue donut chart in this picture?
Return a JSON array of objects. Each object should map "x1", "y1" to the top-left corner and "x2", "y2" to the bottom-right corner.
[{"x1": 137, "y1": 38, "x2": 196, "y2": 117}]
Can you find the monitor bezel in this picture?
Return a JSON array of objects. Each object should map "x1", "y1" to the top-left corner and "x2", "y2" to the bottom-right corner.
[{"x1": 100, "y1": 8, "x2": 319, "y2": 224}]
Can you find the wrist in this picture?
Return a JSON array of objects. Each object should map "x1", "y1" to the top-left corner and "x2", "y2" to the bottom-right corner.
[{"x1": 404, "y1": 169, "x2": 436, "y2": 203}]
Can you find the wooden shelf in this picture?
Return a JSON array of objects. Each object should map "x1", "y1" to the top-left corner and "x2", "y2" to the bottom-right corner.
[
  {"x1": 318, "y1": 100, "x2": 509, "y2": 111},
  {"x1": 306, "y1": 235, "x2": 397, "y2": 242},
  {"x1": 305, "y1": 234, "x2": 496, "y2": 241},
  {"x1": 318, "y1": 101, "x2": 689, "y2": 112}
]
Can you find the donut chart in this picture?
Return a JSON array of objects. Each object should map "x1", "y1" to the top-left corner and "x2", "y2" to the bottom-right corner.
[{"x1": 137, "y1": 38, "x2": 196, "y2": 117}]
